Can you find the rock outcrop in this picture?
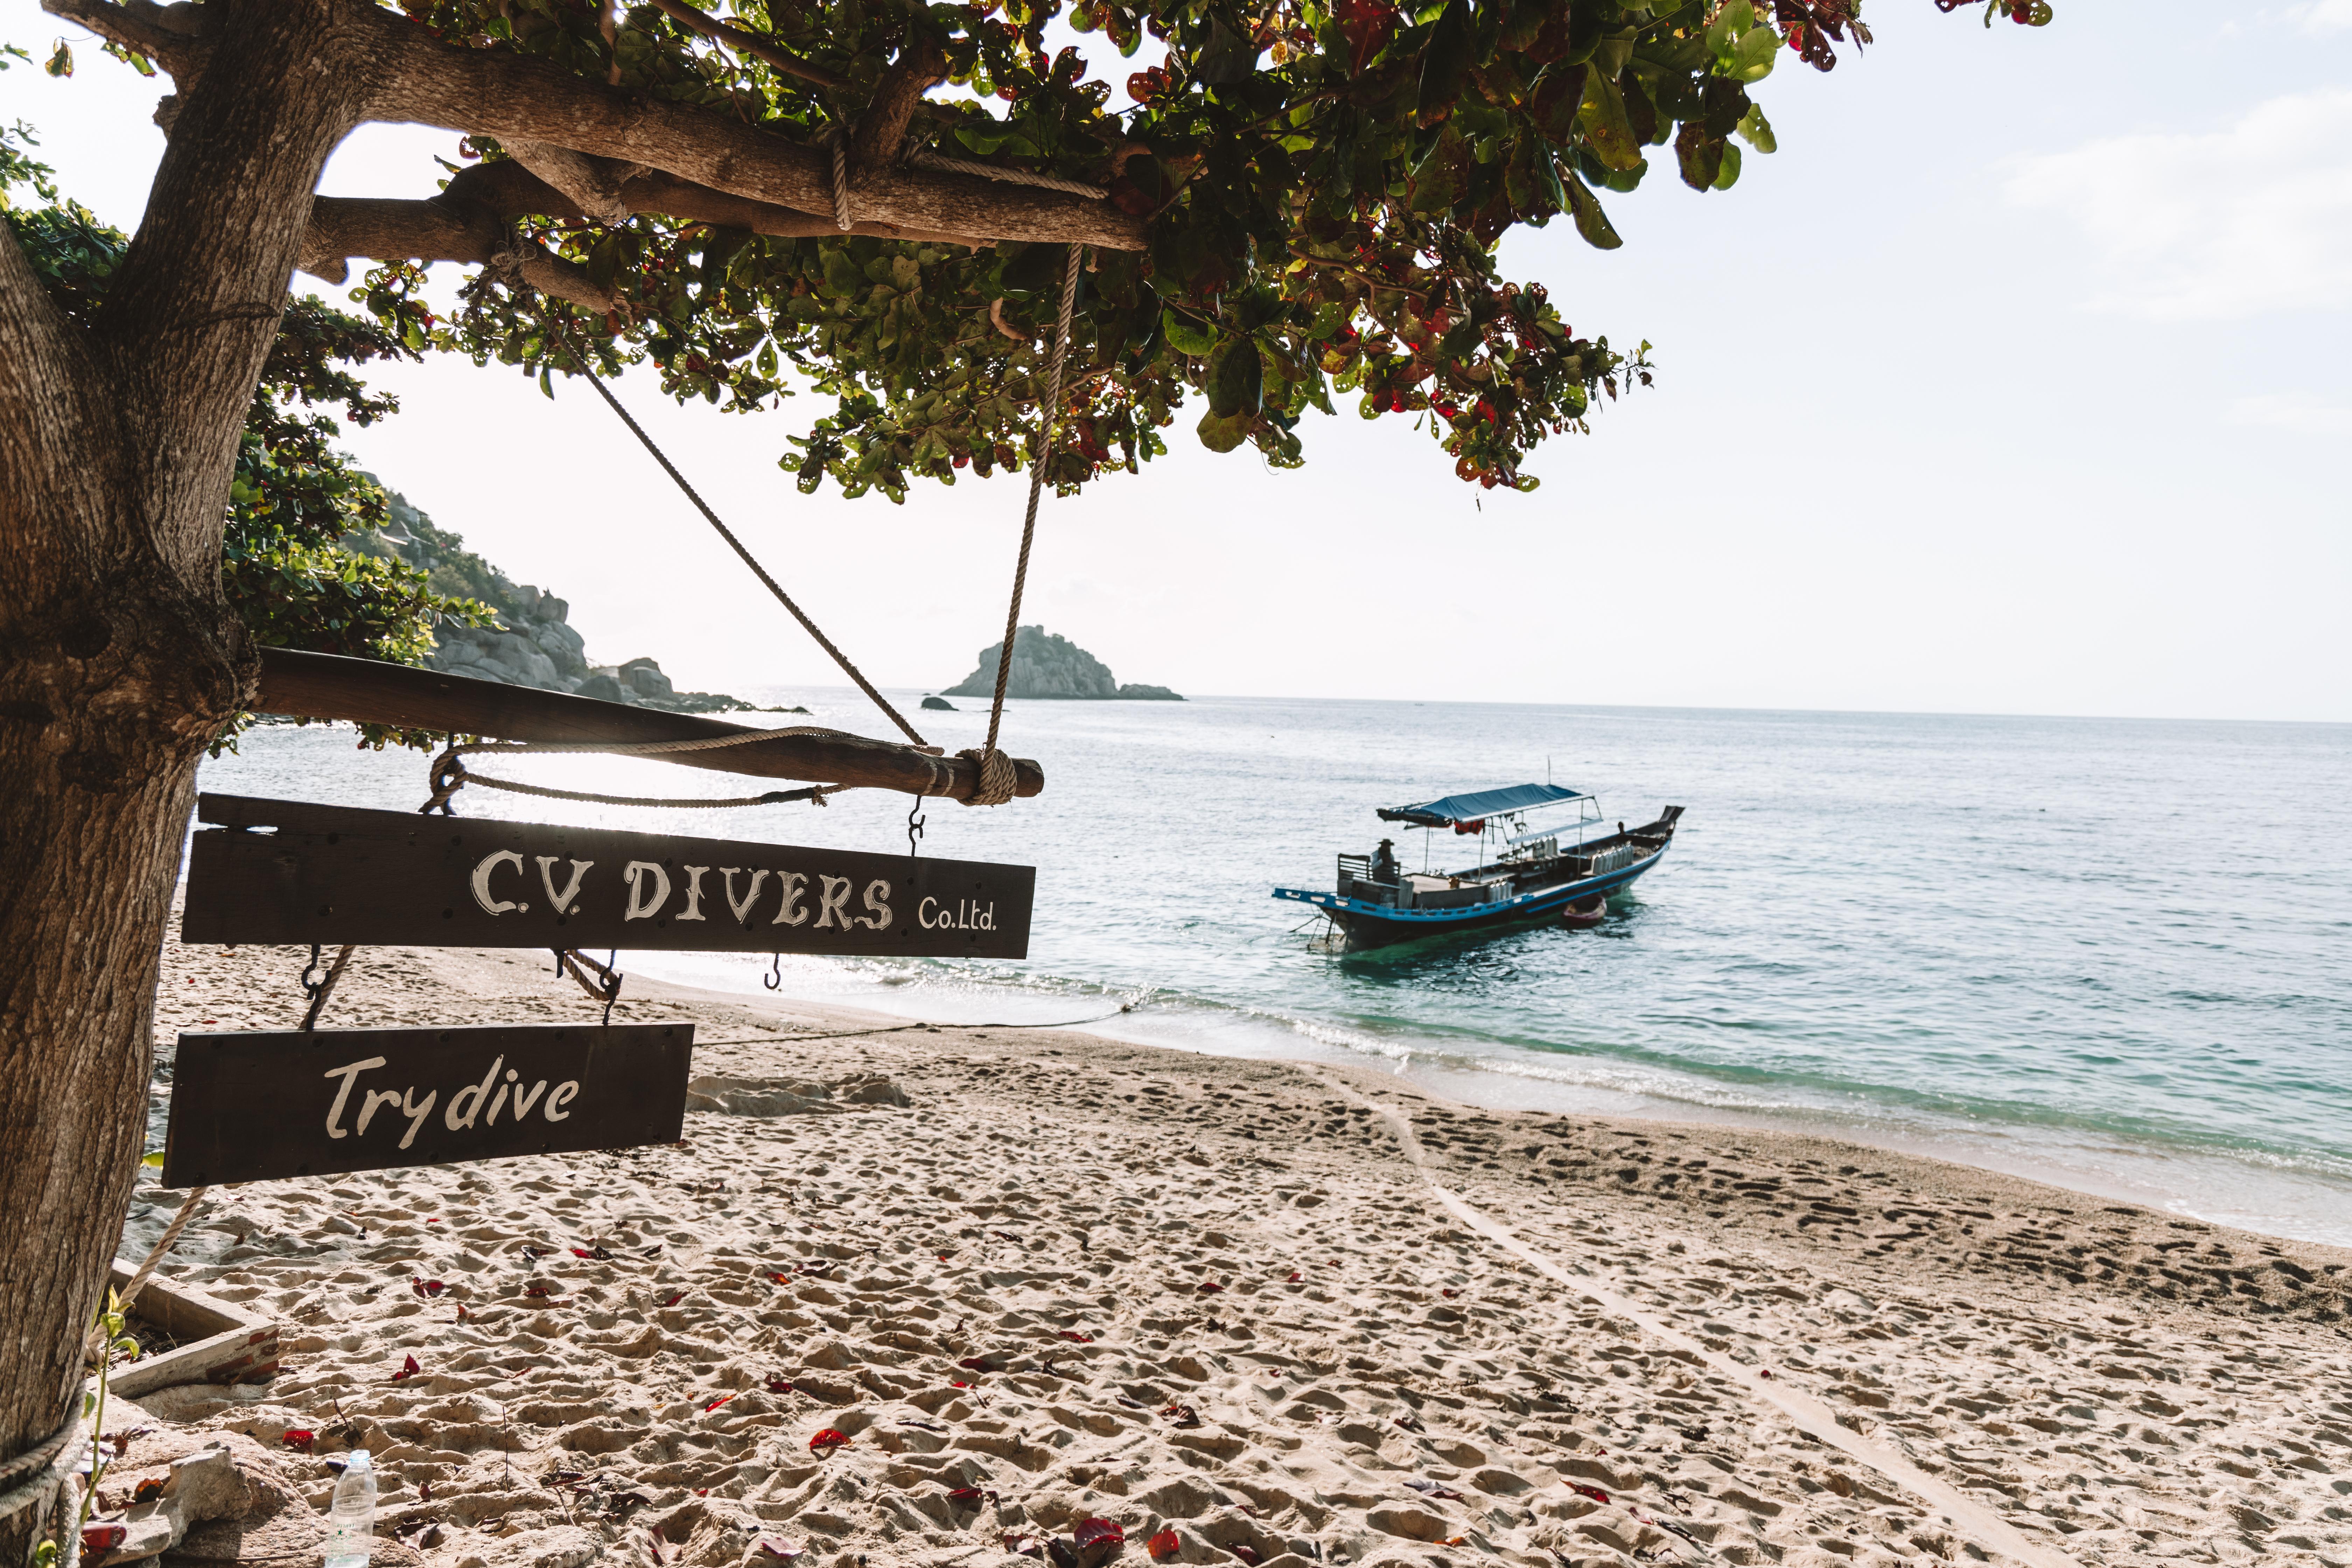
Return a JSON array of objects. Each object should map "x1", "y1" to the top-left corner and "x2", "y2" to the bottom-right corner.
[
  {"x1": 344, "y1": 487, "x2": 767, "y2": 713},
  {"x1": 941, "y1": 625, "x2": 1182, "y2": 701}
]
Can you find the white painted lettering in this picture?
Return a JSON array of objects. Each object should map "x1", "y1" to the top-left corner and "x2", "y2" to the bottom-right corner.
[
  {"x1": 721, "y1": 867, "x2": 769, "y2": 926},
  {"x1": 470, "y1": 851, "x2": 528, "y2": 916},
  {"x1": 623, "y1": 861, "x2": 672, "y2": 921},
  {"x1": 545, "y1": 1081, "x2": 581, "y2": 1122},
  {"x1": 321, "y1": 1056, "x2": 389, "y2": 1140},
  {"x1": 398, "y1": 1087, "x2": 438, "y2": 1150},
  {"x1": 815, "y1": 874, "x2": 854, "y2": 929},
  {"x1": 680, "y1": 866, "x2": 711, "y2": 922},
  {"x1": 535, "y1": 856, "x2": 594, "y2": 915},
  {"x1": 860, "y1": 878, "x2": 894, "y2": 931},
  {"x1": 918, "y1": 896, "x2": 940, "y2": 929},
  {"x1": 512, "y1": 1078, "x2": 550, "y2": 1120},
  {"x1": 772, "y1": 870, "x2": 809, "y2": 926},
  {"x1": 487, "y1": 1068, "x2": 520, "y2": 1126},
  {"x1": 446, "y1": 1055, "x2": 504, "y2": 1131},
  {"x1": 357, "y1": 1087, "x2": 403, "y2": 1136}
]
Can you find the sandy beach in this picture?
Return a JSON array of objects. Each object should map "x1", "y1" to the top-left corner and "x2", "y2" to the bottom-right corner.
[{"x1": 109, "y1": 931, "x2": 2352, "y2": 1568}]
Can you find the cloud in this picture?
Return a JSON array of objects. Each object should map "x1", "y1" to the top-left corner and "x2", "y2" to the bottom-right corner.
[
  {"x1": 2228, "y1": 392, "x2": 2352, "y2": 438},
  {"x1": 2289, "y1": 0, "x2": 2352, "y2": 32},
  {"x1": 2003, "y1": 90, "x2": 2352, "y2": 320}
]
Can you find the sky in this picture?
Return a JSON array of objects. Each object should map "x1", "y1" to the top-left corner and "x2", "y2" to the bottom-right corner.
[{"x1": 5, "y1": 1, "x2": 2347, "y2": 721}]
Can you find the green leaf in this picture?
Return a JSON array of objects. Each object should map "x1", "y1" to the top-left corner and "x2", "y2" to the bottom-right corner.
[
  {"x1": 1734, "y1": 104, "x2": 1777, "y2": 153},
  {"x1": 1729, "y1": 26, "x2": 1778, "y2": 82},
  {"x1": 1712, "y1": 141, "x2": 1743, "y2": 190},
  {"x1": 1207, "y1": 337, "x2": 1263, "y2": 418},
  {"x1": 141, "y1": 1150, "x2": 163, "y2": 1168},
  {"x1": 1196, "y1": 407, "x2": 1254, "y2": 452},
  {"x1": 1415, "y1": 0, "x2": 1474, "y2": 128},
  {"x1": 1561, "y1": 168, "x2": 1623, "y2": 250},
  {"x1": 1576, "y1": 70, "x2": 1646, "y2": 172},
  {"x1": 44, "y1": 40, "x2": 71, "y2": 78},
  {"x1": 1162, "y1": 308, "x2": 1217, "y2": 357}
]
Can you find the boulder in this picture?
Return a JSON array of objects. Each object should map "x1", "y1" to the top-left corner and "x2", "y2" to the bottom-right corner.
[
  {"x1": 943, "y1": 626, "x2": 1180, "y2": 701},
  {"x1": 920, "y1": 695, "x2": 957, "y2": 711},
  {"x1": 619, "y1": 658, "x2": 674, "y2": 699},
  {"x1": 575, "y1": 673, "x2": 635, "y2": 704}
]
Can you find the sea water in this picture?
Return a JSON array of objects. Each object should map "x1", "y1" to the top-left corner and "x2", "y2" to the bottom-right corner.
[{"x1": 196, "y1": 694, "x2": 2352, "y2": 1246}]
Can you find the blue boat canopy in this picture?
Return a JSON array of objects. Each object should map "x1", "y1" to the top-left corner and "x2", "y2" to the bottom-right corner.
[{"x1": 1376, "y1": 783, "x2": 1586, "y2": 828}]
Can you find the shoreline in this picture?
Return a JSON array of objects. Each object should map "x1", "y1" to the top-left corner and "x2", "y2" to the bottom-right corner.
[
  {"x1": 122, "y1": 934, "x2": 2352, "y2": 1568},
  {"x1": 624, "y1": 950, "x2": 2352, "y2": 1253}
]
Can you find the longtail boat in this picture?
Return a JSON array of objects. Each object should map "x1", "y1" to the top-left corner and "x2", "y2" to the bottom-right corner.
[{"x1": 1272, "y1": 783, "x2": 1684, "y2": 950}]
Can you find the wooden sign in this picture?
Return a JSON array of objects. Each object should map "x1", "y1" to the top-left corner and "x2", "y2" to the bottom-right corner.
[
  {"x1": 182, "y1": 794, "x2": 1032, "y2": 958},
  {"x1": 158, "y1": 1022, "x2": 693, "y2": 1188}
]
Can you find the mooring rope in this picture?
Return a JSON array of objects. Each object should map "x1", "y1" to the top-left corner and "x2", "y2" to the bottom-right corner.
[
  {"x1": 904, "y1": 147, "x2": 1108, "y2": 199},
  {"x1": 961, "y1": 244, "x2": 1085, "y2": 808}
]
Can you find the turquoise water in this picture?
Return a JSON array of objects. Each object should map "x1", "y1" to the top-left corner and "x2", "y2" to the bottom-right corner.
[{"x1": 198, "y1": 696, "x2": 2352, "y2": 1245}]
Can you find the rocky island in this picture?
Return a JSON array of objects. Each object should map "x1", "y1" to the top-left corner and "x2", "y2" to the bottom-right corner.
[
  {"x1": 943, "y1": 625, "x2": 1182, "y2": 701},
  {"x1": 346, "y1": 488, "x2": 776, "y2": 714}
]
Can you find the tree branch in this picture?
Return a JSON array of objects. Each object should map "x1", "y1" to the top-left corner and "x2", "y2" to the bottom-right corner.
[
  {"x1": 38, "y1": 0, "x2": 206, "y2": 76},
  {"x1": 346, "y1": 3, "x2": 1141, "y2": 250},
  {"x1": 639, "y1": 0, "x2": 842, "y2": 90},
  {"x1": 850, "y1": 35, "x2": 947, "y2": 190}
]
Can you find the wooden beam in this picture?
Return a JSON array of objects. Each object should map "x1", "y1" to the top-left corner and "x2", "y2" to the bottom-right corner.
[{"x1": 252, "y1": 649, "x2": 1042, "y2": 804}]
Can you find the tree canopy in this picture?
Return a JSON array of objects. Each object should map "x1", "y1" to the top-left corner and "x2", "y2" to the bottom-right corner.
[{"x1": 54, "y1": 0, "x2": 2049, "y2": 507}]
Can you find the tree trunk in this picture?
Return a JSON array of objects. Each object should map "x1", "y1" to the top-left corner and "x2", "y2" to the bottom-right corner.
[{"x1": 0, "y1": 6, "x2": 361, "y2": 1557}]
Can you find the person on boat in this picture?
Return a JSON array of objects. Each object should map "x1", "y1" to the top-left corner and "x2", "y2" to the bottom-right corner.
[{"x1": 1371, "y1": 838, "x2": 1399, "y2": 883}]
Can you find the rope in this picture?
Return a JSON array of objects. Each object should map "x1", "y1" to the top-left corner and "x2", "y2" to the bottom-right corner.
[
  {"x1": 0, "y1": 1405, "x2": 82, "y2": 1526},
  {"x1": 105, "y1": 1190, "x2": 209, "y2": 1340},
  {"x1": 555, "y1": 950, "x2": 626, "y2": 1025},
  {"x1": 298, "y1": 944, "x2": 355, "y2": 1032},
  {"x1": 827, "y1": 129, "x2": 852, "y2": 231},
  {"x1": 960, "y1": 244, "x2": 1084, "y2": 808},
  {"x1": 419, "y1": 729, "x2": 861, "y2": 816},
  {"x1": 560, "y1": 337, "x2": 929, "y2": 749},
  {"x1": 904, "y1": 148, "x2": 1108, "y2": 199}
]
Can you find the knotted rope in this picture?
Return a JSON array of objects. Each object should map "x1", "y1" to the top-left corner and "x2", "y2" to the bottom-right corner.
[
  {"x1": 904, "y1": 147, "x2": 1108, "y2": 199},
  {"x1": 959, "y1": 244, "x2": 1085, "y2": 807},
  {"x1": 0, "y1": 1405, "x2": 82, "y2": 1526},
  {"x1": 827, "y1": 128, "x2": 853, "y2": 231},
  {"x1": 420, "y1": 728, "x2": 860, "y2": 816}
]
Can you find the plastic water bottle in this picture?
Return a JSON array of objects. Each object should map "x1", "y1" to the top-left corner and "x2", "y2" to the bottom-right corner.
[{"x1": 322, "y1": 1450, "x2": 375, "y2": 1568}]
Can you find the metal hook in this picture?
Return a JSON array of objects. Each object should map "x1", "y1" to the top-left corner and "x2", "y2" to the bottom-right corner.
[
  {"x1": 299, "y1": 943, "x2": 324, "y2": 997},
  {"x1": 763, "y1": 953, "x2": 783, "y2": 992},
  {"x1": 906, "y1": 794, "x2": 927, "y2": 860}
]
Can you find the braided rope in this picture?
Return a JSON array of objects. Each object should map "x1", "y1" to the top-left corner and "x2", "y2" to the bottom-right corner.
[
  {"x1": 421, "y1": 730, "x2": 860, "y2": 815},
  {"x1": 828, "y1": 130, "x2": 852, "y2": 231},
  {"x1": 904, "y1": 148, "x2": 1108, "y2": 199},
  {"x1": 561, "y1": 339, "x2": 929, "y2": 748},
  {"x1": 962, "y1": 244, "x2": 1085, "y2": 808},
  {"x1": 105, "y1": 1189, "x2": 210, "y2": 1341},
  {"x1": 0, "y1": 1405, "x2": 82, "y2": 1525}
]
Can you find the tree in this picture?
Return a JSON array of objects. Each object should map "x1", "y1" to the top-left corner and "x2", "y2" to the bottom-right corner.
[{"x1": 0, "y1": 0, "x2": 2047, "y2": 1546}]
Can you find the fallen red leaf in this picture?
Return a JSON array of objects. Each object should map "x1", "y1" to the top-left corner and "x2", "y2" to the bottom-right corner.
[
  {"x1": 1057, "y1": 1331, "x2": 1094, "y2": 1344},
  {"x1": 662, "y1": 1290, "x2": 685, "y2": 1308},
  {"x1": 694, "y1": 1489, "x2": 709, "y2": 1498},
  {"x1": 1286, "y1": 1271, "x2": 1302, "y2": 1283},
  {"x1": 1231, "y1": 1547, "x2": 1262, "y2": 1565},
  {"x1": 1160, "y1": 1403, "x2": 1200, "y2": 1428},
  {"x1": 950, "y1": 1379, "x2": 972, "y2": 1389},
  {"x1": 524, "y1": 1282, "x2": 554, "y2": 1298},
  {"x1": 411, "y1": 1278, "x2": 444, "y2": 1297},
  {"x1": 1072, "y1": 1518, "x2": 1124, "y2": 1549},
  {"x1": 1571, "y1": 1483, "x2": 1610, "y2": 1505},
  {"x1": 1439, "y1": 1538, "x2": 1466, "y2": 1548},
  {"x1": 1146, "y1": 1527, "x2": 1181, "y2": 1560},
  {"x1": 81, "y1": 1525, "x2": 126, "y2": 1554},
  {"x1": 132, "y1": 1478, "x2": 165, "y2": 1503},
  {"x1": 391, "y1": 1353, "x2": 421, "y2": 1382},
  {"x1": 1002, "y1": 1534, "x2": 1043, "y2": 1559},
  {"x1": 702, "y1": 1393, "x2": 734, "y2": 1413},
  {"x1": 1196, "y1": 1281, "x2": 1225, "y2": 1293},
  {"x1": 419, "y1": 1481, "x2": 432, "y2": 1503},
  {"x1": 808, "y1": 1427, "x2": 850, "y2": 1454},
  {"x1": 281, "y1": 1430, "x2": 315, "y2": 1452},
  {"x1": 752, "y1": 1538, "x2": 802, "y2": 1562},
  {"x1": 766, "y1": 1271, "x2": 792, "y2": 1286},
  {"x1": 956, "y1": 1356, "x2": 993, "y2": 1372},
  {"x1": 454, "y1": 1302, "x2": 471, "y2": 1323},
  {"x1": 764, "y1": 1376, "x2": 793, "y2": 1394},
  {"x1": 645, "y1": 1527, "x2": 669, "y2": 1567},
  {"x1": 946, "y1": 1485, "x2": 987, "y2": 1508},
  {"x1": 1440, "y1": 1288, "x2": 1460, "y2": 1299}
]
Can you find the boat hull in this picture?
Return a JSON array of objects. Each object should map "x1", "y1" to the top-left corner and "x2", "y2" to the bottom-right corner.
[{"x1": 1274, "y1": 844, "x2": 1668, "y2": 951}]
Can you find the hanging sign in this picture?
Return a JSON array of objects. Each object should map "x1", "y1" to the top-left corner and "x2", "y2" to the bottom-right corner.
[
  {"x1": 157, "y1": 1021, "x2": 693, "y2": 1188},
  {"x1": 181, "y1": 794, "x2": 1033, "y2": 958}
]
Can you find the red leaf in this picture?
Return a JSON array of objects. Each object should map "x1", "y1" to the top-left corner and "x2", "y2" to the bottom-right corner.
[
  {"x1": 753, "y1": 1538, "x2": 803, "y2": 1562},
  {"x1": 766, "y1": 1271, "x2": 791, "y2": 1285},
  {"x1": 662, "y1": 1291, "x2": 686, "y2": 1308},
  {"x1": 946, "y1": 1485, "x2": 987, "y2": 1508},
  {"x1": 524, "y1": 1282, "x2": 554, "y2": 1298},
  {"x1": 411, "y1": 1278, "x2": 445, "y2": 1297},
  {"x1": 132, "y1": 1478, "x2": 166, "y2": 1504},
  {"x1": 956, "y1": 1356, "x2": 993, "y2": 1372},
  {"x1": 1286, "y1": 1271, "x2": 1302, "y2": 1283},
  {"x1": 1571, "y1": 1483, "x2": 1610, "y2": 1505},
  {"x1": 1440, "y1": 1288, "x2": 1460, "y2": 1299},
  {"x1": 281, "y1": 1430, "x2": 315, "y2": 1452},
  {"x1": 1159, "y1": 1403, "x2": 1200, "y2": 1428},
  {"x1": 764, "y1": 1376, "x2": 793, "y2": 1394},
  {"x1": 454, "y1": 1303, "x2": 471, "y2": 1323},
  {"x1": 1196, "y1": 1281, "x2": 1224, "y2": 1294},
  {"x1": 1003, "y1": 1534, "x2": 1043, "y2": 1559},
  {"x1": 1072, "y1": 1518, "x2": 1124, "y2": 1549},
  {"x1": 645, "y1": 1528, "x2": 669, "y2": 1567},
  {"x1": 1057, "y1": 1331, "x2": 1094, "y2": 1344},
  {"x1": 1335, "y1": 0, "x2": 1398, "y2": 75},
  {"x1": 950, "y1": 1379, "x2": 972, "y2": 1389},
  {"x1": 1231, "y1": 1548, "x2": 1261, "y2": 1566},
  {"x1": 808, "y1": 1427, "x2": 850, "y2": 1454},
  {"x1": 392, "y1": 1353, "x2": 421, "y2": 1382},
  {"x1": 81, "y1": 1525, "x2": 127, "y2": 1555},
  {"x1": 1147, "y1": 1527, "x2": 1181, "y2": 1560},
  {"x1": 569, "y1": 1248, "x2": 595, "y2": 1259},
  {"x1": 702, "y1": 1394, "x2": 734, "y2": 1413}
]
